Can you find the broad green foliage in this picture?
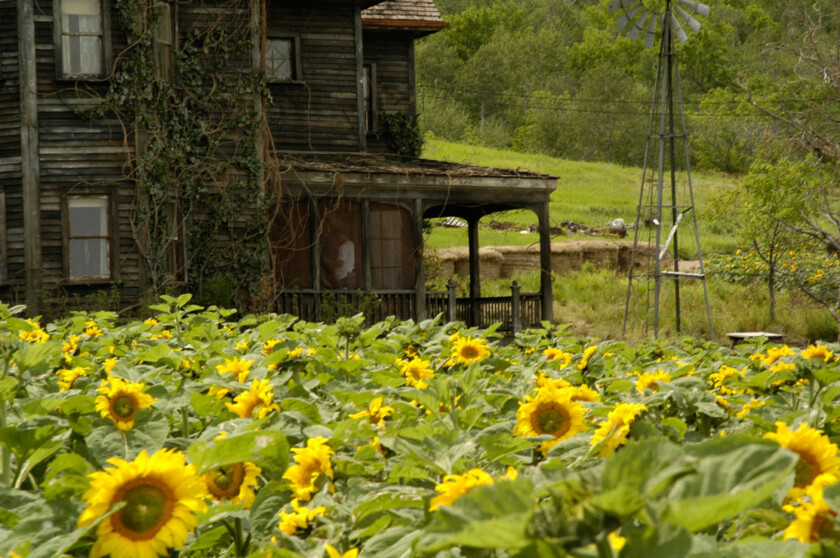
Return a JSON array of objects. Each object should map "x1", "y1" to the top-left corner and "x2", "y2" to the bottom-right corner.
[{"x1": 1, "y1": 296, "x2": 840, "y2": 556}]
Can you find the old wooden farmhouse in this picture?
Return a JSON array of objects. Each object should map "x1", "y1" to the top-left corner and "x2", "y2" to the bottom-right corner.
[{"x1": 0, "y1": 0, "x2": 556, "y2": 329}]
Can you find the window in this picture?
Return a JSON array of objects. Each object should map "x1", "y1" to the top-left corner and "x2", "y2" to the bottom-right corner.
[
  {"x1": 370, "y1": 204, "x2": 414, "y2": 289},
  {"x1": 363, "y1": 63, "x2": 378, "y2": 134},
  {"x1": 152, "y1": 2, "x2": 174, "y2": 82},
  {"x1": 67, "y1": 197, "x2": 110, "y2": 279},
  {"x1": 266, "y1": 38, "x2": 300, "y2": 82},
  {"x1": 56, "y1": 0, "x2": 108, "y2": 78},
  {"x1": 271, "y1": 201, "x2": 312, "y2": 288},
  {"x1": 320, "y1": 201, "x2": 362, "y2": 289}
]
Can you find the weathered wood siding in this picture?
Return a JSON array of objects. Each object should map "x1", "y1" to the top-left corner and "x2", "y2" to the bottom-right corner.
[
  {"x1": 31, "y1": 0, "x2": 141, "y2": 302},
  {"x1": 363, "y1": 30, "x2": 414, "y2": 154},
  {"x1": 266, "y1": 2, "x2": 362, "y2": 152},
  {"x1": 0, "y1": 0, "x2": 22, "y2": 296}
]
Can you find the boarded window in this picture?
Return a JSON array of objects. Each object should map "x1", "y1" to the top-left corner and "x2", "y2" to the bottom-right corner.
[
  {"x1": 266, "y1": 38, "x2": 296, "y2": 81},
  {"x1": 370, "y1": 204, "x2": 414, "y2": 289},
  {"x1": 68, "y1": 197, "x2": 110, "y2": 278},
  {"x1": 59, "y1": 0, "x2": 103, "y2": 77},
  {"x1": 320, "y1": 201, "x2": 362, "y2": 290},
  {"x1": 271, "y1": 201, "x2": 312, "y2": 288}
]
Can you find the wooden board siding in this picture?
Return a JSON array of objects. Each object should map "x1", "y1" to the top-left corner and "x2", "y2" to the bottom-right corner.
[
  {"x1": 29, "y1": 0, "x2": 140, "y2": 301},
  {"x1": 0, "y1": 0, "x2": 23, "y2": 291},
  {"x1": 363, "y1": 31, "x2": 413, "y2": 154},
  {"x1": 266, "y1": 2, "x2": 361, "y2": 152}
]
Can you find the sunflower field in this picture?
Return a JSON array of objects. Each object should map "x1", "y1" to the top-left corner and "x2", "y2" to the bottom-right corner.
[{"x1": 2, "y1": 294, "x2": 840, "y2": 557}]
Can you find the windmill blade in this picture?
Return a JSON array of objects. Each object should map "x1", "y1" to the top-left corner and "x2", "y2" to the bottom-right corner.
[
  {"x1": 676, "y1": 0, "x2": 710, "y2": 18},
  {"x1": 616, "y1": 4, "x2": 644, "y2": 32},
  {"x1": 671, "y1": 13, "x2": 689, "y2": 43},
  {"x1": 609, "y1": 0, "x2": 641, "y2": 14},
  {"x1": 628, "y1": 11, "x2": 649, "y2": 41},
  {"x1": 674, "y1": 6, "x2": 702, "y2": 33},
  {"x1": 644, "y1": 14, "x2": 657, "y2": 48}
]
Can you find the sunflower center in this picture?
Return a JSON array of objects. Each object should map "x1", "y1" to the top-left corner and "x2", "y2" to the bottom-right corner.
[
  {"x1": 533, "y1": 403, "x2": 571, "y2": 438},
  {"x1": 460, "y1": 346, "x2": 479, "y2": 360},
  {"x1": 113, "y1": 395, "x2": 137, "y2": 418},
  {"x1": 208, "y1": 464, "x2": 245, "y2": 499},
  {"x1": 794, "y1": 455, "x2": 819, "y2": 487},
  {"x1": 114, "y1": 482, "x2": 175, "y2": 540}
]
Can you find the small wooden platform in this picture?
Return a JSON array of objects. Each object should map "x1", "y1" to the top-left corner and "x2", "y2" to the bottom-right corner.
[{"x1": 726, "y1": 331, "x2": 785, "y2": 348}]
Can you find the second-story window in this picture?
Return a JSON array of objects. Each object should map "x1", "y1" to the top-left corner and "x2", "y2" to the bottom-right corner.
[
  {"x1": 57, "y1": 0, "x2": 106, "y2": 78},
  {"x1": 266, "y1": 38, "x2": 300, "y2": 82}
]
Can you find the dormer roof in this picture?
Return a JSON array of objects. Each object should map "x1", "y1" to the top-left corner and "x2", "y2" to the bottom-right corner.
[{"x1": 362, "y1": 0, "x2": 449, "y2": 35}]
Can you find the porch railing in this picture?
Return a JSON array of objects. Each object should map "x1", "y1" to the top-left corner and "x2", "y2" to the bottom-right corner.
[{"x1": 279, "y1": 280, "x2": 542, "y2": 332}]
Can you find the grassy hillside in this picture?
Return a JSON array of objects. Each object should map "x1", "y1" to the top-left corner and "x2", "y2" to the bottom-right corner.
[{"x1": 422, "y1": 139, "x2": 740, "y2": 256}]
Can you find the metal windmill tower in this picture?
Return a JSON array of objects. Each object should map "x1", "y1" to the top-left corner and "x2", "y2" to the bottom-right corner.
[{"x1": 615, "y1": 0, "x2": 714, "y2": 338}]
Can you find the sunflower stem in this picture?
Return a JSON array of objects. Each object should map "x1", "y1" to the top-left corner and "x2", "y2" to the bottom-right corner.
[
  {"x1": 595, "y1": 533, "x2": 614, "y2": 558},
  {"x1": 0, "y1": 401, "x2": 10, "y2": 487},
  {"x1": 181, "y1": 406, "x2": 190, "y2": 438}
]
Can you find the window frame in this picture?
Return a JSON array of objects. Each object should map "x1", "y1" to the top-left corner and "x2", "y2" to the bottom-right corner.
[
  {"x1": 265, "y1": 35, "x2": 302, "y2": 83},
  {"x1": 0, "y1": 192, "x2": 6, "y2": 285},
  {"x1": 62, "y1": 194, "x2": 118, "y2": 283},
  {"x1": 53, "y1": 0, "x2": 112, "y2": 80}
]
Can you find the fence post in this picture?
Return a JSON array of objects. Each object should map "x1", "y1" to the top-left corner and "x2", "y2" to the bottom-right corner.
[
  {"x1": 511, "y1": 280, "x2": 522, "y2": 333},
  {"x1": 447, "y1": 279, "x2": 457, "y2": 323}
]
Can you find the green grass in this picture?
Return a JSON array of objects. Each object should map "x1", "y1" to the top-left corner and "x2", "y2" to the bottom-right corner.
[{"x1": 422, "y1": 139, "x2": 740, "y2": 257}]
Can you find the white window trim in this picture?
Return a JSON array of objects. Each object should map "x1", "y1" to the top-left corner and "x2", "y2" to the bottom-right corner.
[{"x1": 54, "y1": 0, "x2": 112, "y2": 80}]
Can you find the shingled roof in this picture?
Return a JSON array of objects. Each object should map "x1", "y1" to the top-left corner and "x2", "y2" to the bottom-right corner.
[{"x1": 362, "y1": 0, "x2": 449, "y2": 33}]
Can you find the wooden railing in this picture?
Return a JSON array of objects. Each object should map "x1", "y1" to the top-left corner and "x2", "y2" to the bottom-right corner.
[{"x1": 277, "y1": 281, "x2": 543, "y2": 332}]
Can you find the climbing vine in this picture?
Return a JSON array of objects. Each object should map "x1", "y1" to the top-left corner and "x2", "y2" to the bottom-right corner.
[{"x1": 83, "y1": 0, "x2": 271, "y2": 307}]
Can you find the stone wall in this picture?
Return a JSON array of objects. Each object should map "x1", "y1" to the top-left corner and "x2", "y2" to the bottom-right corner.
[{"x1": 430, "y1": 240, "x2": 673, "y2": 280}]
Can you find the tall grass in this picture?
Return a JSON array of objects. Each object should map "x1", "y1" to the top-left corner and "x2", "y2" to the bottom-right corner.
[
  {"x1": 422, "y1": 138, "x2": 740, "y2": 256},
  {"x1": 479, "y1": 268, "x2": 837, "y2": 346}
]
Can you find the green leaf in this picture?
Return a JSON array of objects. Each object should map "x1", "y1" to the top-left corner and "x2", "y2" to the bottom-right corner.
[
  {"x1": 417, "y1": 478, "x2": 536, "y2": 552},
  {"x1": 662, "y1": 417, "x2": 688, "y2": 440},
  {"x1": 187, "y1": 430, "x2": 289, "y2": 474},
  {"x1": 136, "y1": 343, "x2": 171, "y2": 364},
  {"x1": 13, "y1": 342, "x2": 62, "y2": 373},
  {"x1": 84, "y1": 409, "x2": 170, "y2": 466},
  {"x1": 622, "y1": 523, "x2": 692, "y2": 558},
  {"x1": 663, "y1": 437, "x2": 797, "y2": 532},
  {"x1": 477, "y1": 432, "x2": 535, "y2": 462},
  {"x1": 353, "y1": 490, "x2": 426, "y2": 524},
  {"x1": 42, "y1": 453, "x2": 95, "y2": 500},
  {"x1": 0, "y1": 376, "x2": 19, "y2": 400}
]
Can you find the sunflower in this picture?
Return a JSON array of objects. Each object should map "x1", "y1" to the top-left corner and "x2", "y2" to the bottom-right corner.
[
  {"x1": 216, "y1": 357, "x2": 253, "y2": 383},
  {"x1": 801, "y1": 344, "x2": 834, "y2": 362},
  {"x1": 204, "y1": 461, "x2": 261, "y2": 508},
  {"x1": 764, "y1": 421, "x2": 840, "y2": 497},
  {"x1": 735, "y1": 398, "x2": 765, "y2": 418},
  {"x1": 568, "y1": 384, "x2": 601, "y2": 403},
  {"x1": 783, "y1": 476, "x2": 839, "y2": 543},
  {"x1": 95, "y1": 377, "x2": 157, "y2": 432},
  {"x1": 77, "y1": 448, "x2": 208, "y2": 558},
  {"x1": 429, "y1": 468, "x2": 494, "y2": 511},
  {"x1": 590, "y1": 402, "x2": 647, "y2": 457},
  {"x1": 325, "y1": 544, "x2": 360, "y2": 558},
  {"x1": 635, "y1": 370, "x2": 671, "y2": 394},
  {"x1": 226, "y1": 378, "x2": 280, "y2": 419},
  {"x1": 449, "y1": 336, "x2": 490, "y2": 366},
  {"x1": 283, "y1": 437, "x2": 335, "y2": 501},
  {"x1": 349, "y1": 396, "x2": 394, "y2": 427},
  {"x1": 62, "y1": 334, "x2": 80, "y2": 359},
  {"x1": 534, "y1": 372, "x2": 571, "y2": 390},
  {"x1": 277, "y1": 498, "x2": 326, "y2": 536},
  {"x1": 543, "y1": 347, "x2": 573, "y2": 367},
  {"x1": 514, "y1": 384, "x2": 588, "y2": 456},
  {"x1": 103, "y1": 357, "x2": 118, "y2": 374},
  {"x1": 57, "y1": 366, "x2": 89, "y2": 392},
  {"x1": 708, "y1": 365, "x2": 743, "y2": 394},
  {"x1": 84, "y1": 320, "x2": 103, "y2": 338},
  {"x1": 577, "y1": 346, "x2": 597, "y2": 371},
  {"x1": 398, "y1": 357, "x2": 434, "y2": 389},
  {"x1": 262, "y1": 338, "x2": 283, "y2": 355},
  {"x1": 19, "y1": 319, "x2": 49, "y2": 343}
]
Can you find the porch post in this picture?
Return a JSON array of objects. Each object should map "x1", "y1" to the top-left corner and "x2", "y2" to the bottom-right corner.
[
  {"x1": 538, "y1": 200, "x2": 554, "y2": 323},
  {"x1": 468, "y1": 215, "x2": 480, "y2": 327},
  {"x1": 413, "y1": 199, "x2": 426, "y2": 321}
]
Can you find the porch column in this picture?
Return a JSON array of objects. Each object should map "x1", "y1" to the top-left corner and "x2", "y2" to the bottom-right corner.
[
  {"x1": 468, "y1": 215, "x2": 480, "y2": 327},
  {"x1": 413, "y1": 199, "x2": 426, "y2": 321},
  {"x1": 538, "y1": 200, "x2": 554, "y2": 323}
]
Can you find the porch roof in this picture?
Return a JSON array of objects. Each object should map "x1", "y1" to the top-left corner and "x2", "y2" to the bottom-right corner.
[
  {"x1": 362, "y1": 0, "x2": 449, "y2": 34},
  {"x1": 279, "y1": 152, "x2": 557, "y2": 213}
]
